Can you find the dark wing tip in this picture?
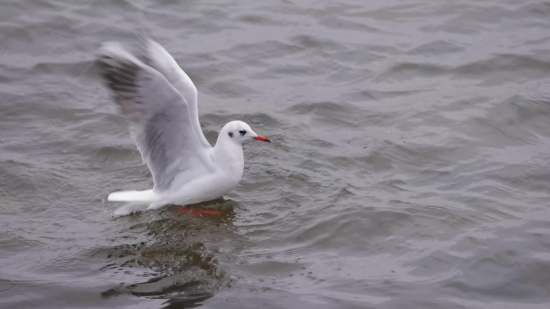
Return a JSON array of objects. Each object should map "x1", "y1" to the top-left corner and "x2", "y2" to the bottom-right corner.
[
  {"x1": 97, "y1": 53, "x2": 142, "y2": 97},
  {"x1": 96, "y1": 46, "x2": 148, "y2": 123}
]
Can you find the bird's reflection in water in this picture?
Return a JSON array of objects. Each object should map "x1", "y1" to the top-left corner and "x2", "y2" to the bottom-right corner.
[{"x1": 101, "y1": 198, "x2": 240, "y2": 308}]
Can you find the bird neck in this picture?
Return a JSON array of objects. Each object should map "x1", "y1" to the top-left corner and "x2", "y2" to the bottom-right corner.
[{"x1": 212, "y1": 137, "x2": 244, "y2": 177}]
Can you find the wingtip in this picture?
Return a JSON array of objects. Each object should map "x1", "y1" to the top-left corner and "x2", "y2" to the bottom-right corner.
[
  {"x1": 97, "y1": 41, "x2": 142, "y2": 65},
  {"x1": 98, "y1": 41, "x2": 123, "y2": 56}
]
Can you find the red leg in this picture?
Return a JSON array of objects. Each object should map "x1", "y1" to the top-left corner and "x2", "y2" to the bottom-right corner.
[{"x1": 179, "y1": 206, "x2": 222, "y2": 216}]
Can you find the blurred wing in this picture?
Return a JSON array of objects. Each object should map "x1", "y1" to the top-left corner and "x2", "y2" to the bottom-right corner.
[
  {"x1": 98, "y1": 42, "x2": 210, "y2": 192},
  {"x1": 139, "y1": 40, "x2": 211, "y2": 148}
]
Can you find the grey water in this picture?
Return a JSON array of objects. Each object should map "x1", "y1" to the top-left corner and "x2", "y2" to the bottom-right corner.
[{"x1": 1, "y1": 0, "x2": 550, "y2": 308}]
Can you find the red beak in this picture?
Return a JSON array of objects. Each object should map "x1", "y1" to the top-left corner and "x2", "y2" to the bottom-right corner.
[{"x1": 253, "y1": 135, "x2": 271, "y2": 143}]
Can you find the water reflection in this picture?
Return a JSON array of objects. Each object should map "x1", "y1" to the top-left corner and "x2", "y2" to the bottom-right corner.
[{"x1": 100, "y1": 199, "x2": 239, "y2": 308}]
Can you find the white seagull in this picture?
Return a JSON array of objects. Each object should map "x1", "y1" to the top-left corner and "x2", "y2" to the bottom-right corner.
[{"x1": 97, "y1": 40, "x2": 271, "y2": 216}]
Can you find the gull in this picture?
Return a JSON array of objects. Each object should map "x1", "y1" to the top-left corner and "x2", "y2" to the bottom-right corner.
[{"x1": 97, "y1": 40, "x2": 271, "y2": 216}]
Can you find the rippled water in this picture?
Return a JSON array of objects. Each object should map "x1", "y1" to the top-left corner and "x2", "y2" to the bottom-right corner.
[{"x1": 1, "y1": 0, "x2": 550, "y2": 308}]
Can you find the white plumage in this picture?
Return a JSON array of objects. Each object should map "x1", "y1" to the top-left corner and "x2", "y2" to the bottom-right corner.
[{"x1": 97, "y1": 40, "x2": 270, "y2": 216}]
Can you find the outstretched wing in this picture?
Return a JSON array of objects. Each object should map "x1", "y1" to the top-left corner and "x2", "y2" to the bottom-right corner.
[
  {"x1": 139, "y1": 40, "x2": 211, "y2": 148},
  {"x1": 97, "y1": 42, "x2": 211, "y2": 192}
]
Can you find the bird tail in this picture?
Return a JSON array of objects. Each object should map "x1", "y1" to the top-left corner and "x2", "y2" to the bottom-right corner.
[{"x1": 108, "y1": 189, "x2": 156, "y2": 203}]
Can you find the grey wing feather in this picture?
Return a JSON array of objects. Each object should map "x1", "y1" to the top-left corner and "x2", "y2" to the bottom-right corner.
[
  {"x1": 138, "y1": 40, "x2": 212, "y2": 148},
  {"x1": 97, "y1": 42, "x2": 208, "y2": 192}
]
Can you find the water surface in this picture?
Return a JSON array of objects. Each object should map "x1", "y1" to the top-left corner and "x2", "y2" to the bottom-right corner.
[{"x1": 1, "y1": 0, "x2": 550, "y2": 308}]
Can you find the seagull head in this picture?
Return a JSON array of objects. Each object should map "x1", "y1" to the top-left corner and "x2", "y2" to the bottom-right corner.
[{"x1": 223, "y1": 120, "x2": 271, "y2": 145}]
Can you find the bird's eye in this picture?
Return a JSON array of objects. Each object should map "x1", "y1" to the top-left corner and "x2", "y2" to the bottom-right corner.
[
  {"x1": 228, "y1": 132, "x2": 233, "y2": 138},
  {"x1": 239, "y1": 130, "x2": 246, "y2": 136}
]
